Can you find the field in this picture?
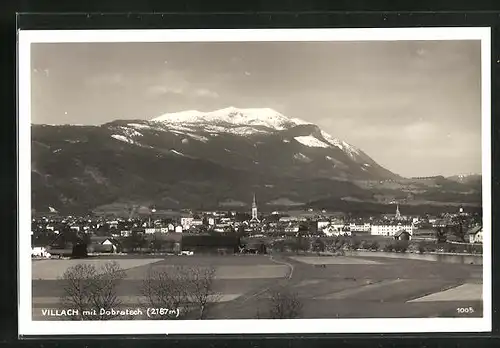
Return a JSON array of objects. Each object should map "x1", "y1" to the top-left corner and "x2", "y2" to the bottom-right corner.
[{"x1": 31, "y1": 253, "x2": 483, "y2": 320}]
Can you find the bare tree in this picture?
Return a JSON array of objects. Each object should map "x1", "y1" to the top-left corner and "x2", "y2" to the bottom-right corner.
[
  {"x1": 60, "y1": 261, "x2": 126, "y2": 320},
  {"x1": 90, "y1": 261, "x2": 127, "y2": 320},
  {"x1": 140, "y1": 266, "x2": 189, "y2": 319},
  {"x1": 141, "y1": 265, "x2": 220, "y2": 320},
  {"x1": 184, "y1": 265, "x2": 221, "y2": 319},
  {"x1": 60, "y1": 263, "x2": 97, "y2": 320},
  {"x1": 265, "y1": 285, "x2": 303, "y2": 319}
]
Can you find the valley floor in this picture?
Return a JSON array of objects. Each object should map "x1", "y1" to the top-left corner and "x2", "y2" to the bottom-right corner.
[{"x1": 30, "y1": 253, "x2": 483, "y2": 321}]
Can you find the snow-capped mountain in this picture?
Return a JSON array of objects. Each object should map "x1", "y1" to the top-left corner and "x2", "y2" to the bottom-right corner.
[
  {"x1": 151, "y1": 106, "x2": 311, "y2": 131},
  {"x1": 147, "y1": 107, "x2": 365, "y2": 164},
  {"x1": 31, "y1": 106, "x2": 485, "y2": 214}
]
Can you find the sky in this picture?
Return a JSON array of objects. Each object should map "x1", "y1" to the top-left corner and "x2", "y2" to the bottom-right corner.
[{"x1": 30, "y1": 40, "x2": 482, "y2": 177}]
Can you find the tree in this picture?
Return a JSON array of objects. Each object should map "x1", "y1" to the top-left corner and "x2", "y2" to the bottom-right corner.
[
  {"x1": 265, "y1": 285, "x2": 303, "y2": 319},
  {"x1": 294, "y1": 233, "x2": 310, "y2": 254},
  {"x1": 349, "y1": 238, "x2": 361, "y2": 251},
  {"x1": 383, "y1": 243, "x2": 394, "y2": 252},
  {"x1": 393, "y1": 240, "x2": 408, "y2": 253},
  {"x1": 150, "y1": 238, "x2": 164, "y2": 253},
  {"x1": 370, "y1": 241, "x2": 380, "y2": 251},
  {"x1": 141, "y1": 265, "x2": 221, "y2": 320},
  {"x1": 184, "y1": 265, "x2": 221, "y2": 319},
  {"x1": 95, "y1": 224, "x2": 110, "y2": 237},
  {"x1": 141, "y1": 266, "x2": 189, "y2": 319},
  {"x1": 202, "y1": 216, "x2": 209, "y2": 226},
  {"x1": 454, "y1": 222, "x2": 466, "y2": 243},
  {"x1": 60, "y1": 263, "x2": 97, "y2": 319},
  {"x1": 72, "y1": 242, "x2": 88, "y2": 258},
  {"x1": 272, "y1": 239, "x2": 285, "y2": 253},
  {"x1": 435, "y1": 226, "x2": 447, "y2": 243},
  {"x1": 60, "y1": 261, "x2": 126, "y2": 320},
  {"x1": 90, "y1": 262, "x2": 127, "y2": 319},
  {"x1": 312, "y1": 238, "x2": 325, "y2": 253},
  {"x1": 258, "y1": 242, "x2": 267, "y2": 254},
  {"x1": 417, "y1": 241, "x2": 426, "y2": 254}
]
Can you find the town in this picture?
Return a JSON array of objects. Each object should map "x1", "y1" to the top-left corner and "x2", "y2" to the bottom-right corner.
[{"x1": 31, "y1": 194, "x2": 483, "y2": 259}]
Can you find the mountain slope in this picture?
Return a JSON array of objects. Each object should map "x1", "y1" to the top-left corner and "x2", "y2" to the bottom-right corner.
[{"x1": 30, "y1": 107, "x2": 480, "y2": 213}]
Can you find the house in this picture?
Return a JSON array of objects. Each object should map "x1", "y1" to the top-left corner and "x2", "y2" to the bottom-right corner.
[
  {"x1": 32, "y1": 247, "x2": 51, "y2": 258},
  {"x1": 468, "y1": 225, "x2": 483, "y2": 244},
  {"x1": 121, "y1": 230, "x2": 132, "y2": 237},
  {"x1": 317, "y1": 220, "x2": 330, "y2": 230},
  {"x1": 145, "y1": 228, "x2": 156, "y2": 234},
  {"x1": 88, "y1": 236, "x2": 120, "y2": 253},
  {"x1": 394, "y1": 230, "x2": 411, "y2": 241},
  {"x1": 322, "y1": 225, "x2": 351, "y2": 237},
  {"x1": 283, "y1": 224, "x2": 300, "y2": 234}
]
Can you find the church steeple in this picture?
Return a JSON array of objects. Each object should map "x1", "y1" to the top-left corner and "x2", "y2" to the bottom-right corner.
[
  {"x1": 250, "y1": 193, "x2": 259, "y2": 222},
  {"x1": 395, "y1": 203, "x2": 401, "y2": 220}
]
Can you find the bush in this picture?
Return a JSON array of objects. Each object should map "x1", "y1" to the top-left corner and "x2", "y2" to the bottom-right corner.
[
  {"x1": 349, "y1": 239, "x2": 361, "y2": 250},
  {"x1": 383, "y1": 243, "x2": 394, "y2": 252},
  {"x1": 265, "y1": 285, "x2": 303, "y2": 319},
  {"x1": 443, "y1": 243, "x2": 458, "y2": 253},
  {"x1": 426, "y1": 244, "x2": 437, "y2": 252},
  {"x1": 393, "y1": 241, "x2": 408, "y2": 253},
  {"x1": 472, "y1": 244, "x2": 483, "y2": 254},
  {"x1": 417, "y1": 242, "x2": 426, "y2": 254}
]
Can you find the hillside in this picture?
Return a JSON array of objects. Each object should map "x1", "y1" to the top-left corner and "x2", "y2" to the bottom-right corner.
[{"x1": 30, "y1": 107, "x2": 481, "y2": 214}]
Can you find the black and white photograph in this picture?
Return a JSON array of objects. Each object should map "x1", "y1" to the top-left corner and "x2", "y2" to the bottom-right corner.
[{"x1": 18, "y1": 28, "x2": 491, "y2": 335}]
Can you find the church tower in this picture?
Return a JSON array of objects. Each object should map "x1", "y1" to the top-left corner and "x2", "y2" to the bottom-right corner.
[
  {"x1": 395, "y1": 203, "x2": 401, "y2": 220},
  {"x1": 250, "y1": 193, "x2": 260, "y2": 223}
]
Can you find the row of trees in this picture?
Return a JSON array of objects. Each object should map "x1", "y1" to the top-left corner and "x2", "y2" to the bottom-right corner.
[
  {"x1": 269, "y1": 233, "x2": 483, "y2": 256},
  {"x1": 60, "y1": 261, "x2": 304, "y2": 320}
]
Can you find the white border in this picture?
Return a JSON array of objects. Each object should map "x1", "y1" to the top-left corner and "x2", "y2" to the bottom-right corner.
[{"x1": 18, "y1": 28, "x2": 492, "y2": 336}]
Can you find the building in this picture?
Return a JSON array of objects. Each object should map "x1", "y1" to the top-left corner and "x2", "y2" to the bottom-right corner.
[
  {"x1": 317, "y1": 220, "x2": 330, "y2": 230},
  {"x1": 120, "y1": 230, "x2": 132, "y2": 237},
  {"x1": 250, "y1": 193, "x2": 260, "y2": 223},
  {"x1": 88, "y1": 236, "x2": 120, "y2": 253},
  {"x1": 371, "y1": 223, "x2": 413, "y2": 237},
  {"x1": 322, "y1": 225, "x2": 351, "y2": 237},
  {"x1": 394, "y1": 230, "x2": 412, "y2": 241},
  {"x1": 468, "y1": 225, "x2": 483, "y2": 244},
  {"x1": 181, "y1": 217, "x2": 194, "y2": 229},
  {"x1": 384, "y1": 204, "x2": 405, "y2": 221},
  {"x1": 31, "y1": 247, "x2": 51, "y2": 258},
  {"x1": 349, "y1": 223, "x2": 371, "y2": 232}
]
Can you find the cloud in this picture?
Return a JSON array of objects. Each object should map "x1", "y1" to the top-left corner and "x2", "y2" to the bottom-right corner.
[
  {"x1": 146, "y1": 85, "x2": 184, "y2": 96},
  {"x1": 194, "y1": 88, "x2": 219, "y2": 98}
]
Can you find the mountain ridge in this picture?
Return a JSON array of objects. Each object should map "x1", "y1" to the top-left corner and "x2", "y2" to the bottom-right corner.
[{"x1": 30, "y1": 107, "x2": 481, "y2": 214}]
